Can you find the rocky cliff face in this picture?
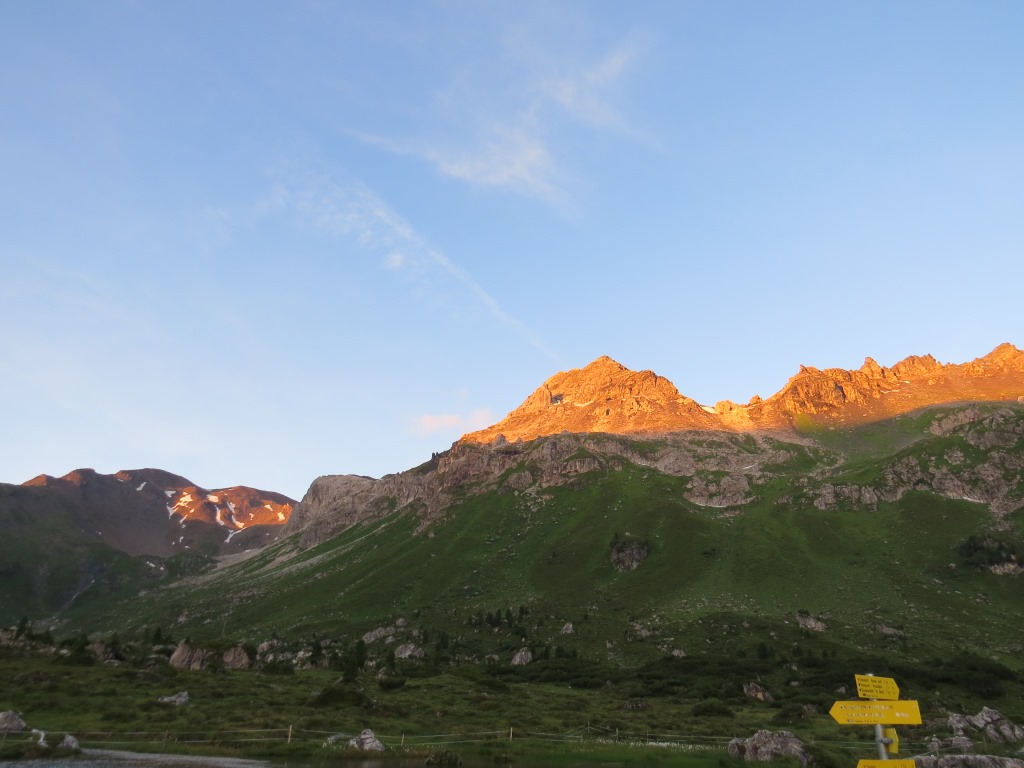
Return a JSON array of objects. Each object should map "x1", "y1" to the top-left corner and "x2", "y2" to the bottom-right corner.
[
  {"x1": 460, "y1": 355, "x2": 718, "y2": 445},
  {"x1": 287, "y1": 344, "x2": 1023, "y2": 548},
  {"x1": 285, "y1": 430, "x2": 814, "y2": 546},
  {"x1": 462, "y1": 343, "x2": 1024, "y2": 442},
  {"x1": 811, "y1": 405, "x2": 1024, "y2": 521}
]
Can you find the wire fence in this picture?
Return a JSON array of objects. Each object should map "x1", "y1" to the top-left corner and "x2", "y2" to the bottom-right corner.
[{"x1": 1, "y1": 724, "x2": 953, "y2": 755}]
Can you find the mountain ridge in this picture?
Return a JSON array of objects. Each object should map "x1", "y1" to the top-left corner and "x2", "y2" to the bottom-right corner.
[
  {"x1": 18, "y1": 467, "x2": 295, "y2": 555},
  {"x1": 0, "y1": 469, "x2": 297, "y2": 622},
  {"x1": 460, "y1": 342, "x2": 1024, "y2": 445}
]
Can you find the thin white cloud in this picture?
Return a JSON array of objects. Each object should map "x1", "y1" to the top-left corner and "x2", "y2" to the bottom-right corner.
[
  {"x1": 357, "y1": 26, "x2": 649, "y2": 207},
  {"x1": 413, "y1": 408, "x2": 494, "y2": 437},
  {"x1": 265, "y1": 169, "x2": 560, "y2": 362},
  {"x1": 539, "y1": 35, "x2": 648, "y2": 132},
  {"x1": 361, "y1": 122, "x2": 562, "y2": 207}
]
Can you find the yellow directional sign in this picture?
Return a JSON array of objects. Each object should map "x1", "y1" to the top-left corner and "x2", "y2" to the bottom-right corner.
[
  {"x1": 859, "y1": 760, "x2": 914, "y2": 768},
  {"x1": 830, "y1": 700, "x2": 922, "y2": 725},
  {"x1": 855, "y1": 674, "x2": 900, "y2": 700},
  {"x1": 883, "y1": 727, "x2": 900, "y2": 755}
]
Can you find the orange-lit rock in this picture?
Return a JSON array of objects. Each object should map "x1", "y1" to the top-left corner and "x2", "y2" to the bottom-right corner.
[{"x1": 461, "y1": 343, "x2": 1024, "y2": 443}]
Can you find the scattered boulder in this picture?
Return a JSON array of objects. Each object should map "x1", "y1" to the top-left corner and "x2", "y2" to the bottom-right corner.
[
  {"x1": 510, "y1": 647, "x2": 532, "y2": 666},
  {"x1": 0, "y1": 711, "x2": 27, "y2": 732},
  {"x1": 58, "y1": 734, "x2": 80, "y2": 750},
  {"x1": 31, "y1": 729, "x2": 48, "y2": 747},
  {"x1": 795, "y1": 613, "x2": 827, "y2": 631},
  {"x1": 743, "y1": 682, "x2": 775, "y2": 702},
  {"x1": 87, "y1": 642, "x2": 118, "y2": 663},
  {"x1": 362, "y1": 626, "x2": 396, "y2": 644},
  {"x1": 348, "y1": 728, "x2": 385, "y2": 751},
  {"x1": 169, "y1": 641, "x2": 208, "y2": 670},
  {"x1": 611, "y1": 540, "x2": 649, "y2": 572},
  {"x1": 222, "y1": 646, "x2": 251, "y2": 670},
  {"x1": 394, "y1": 643, "x2": 424, "y2": 660},
  {"x1": 158, "y1": 691, "x2": 190, "y2": 706},
  {"x1": 560, "y1": 622, "x2": 574, "y2": 635},
  {"x1": 727, "y1": 730, "x2": 809, "y2": 766}
]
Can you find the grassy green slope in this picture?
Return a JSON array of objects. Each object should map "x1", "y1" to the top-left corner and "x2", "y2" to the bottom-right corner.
[
  {"x1": 0, "y1": 484, "x2": 157, "y2": 623},
  {"x1": 38, "y1": 405, "x2": 1023, "y2": 673}
]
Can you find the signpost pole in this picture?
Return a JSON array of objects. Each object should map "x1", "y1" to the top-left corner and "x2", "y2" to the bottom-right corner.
[
  {"x1": 868, "y1": 675, "x2": 888, "y2": 761},
  {"x1": 874, "y1": 723, "x2": 888, "y2": 760}
]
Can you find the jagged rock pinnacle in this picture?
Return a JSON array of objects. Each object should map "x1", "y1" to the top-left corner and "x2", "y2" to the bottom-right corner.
[{"x1": 460, "y1": 343, "x2": 1024, "y2": 444}]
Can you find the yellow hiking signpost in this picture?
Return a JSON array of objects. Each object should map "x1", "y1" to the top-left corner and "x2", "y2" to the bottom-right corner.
[
  {"x1": 831, "y1": 675, "x2": 921, "y2": 763},
  {"x1": 829, "y1": 700, "x2": 922, "y2": 725},
  {"x1": 855, "y1": 674, "x2": 900, "y2": 701},
  {"x1": 858, "y1": 760, "x2": 915, "y2": 768},
  {"x1": 883, "y1": 728, "x2": 899, "y2": 754}
]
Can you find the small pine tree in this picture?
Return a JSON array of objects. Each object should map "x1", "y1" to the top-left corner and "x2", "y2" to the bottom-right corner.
[{"x1": 354, "y1": 639, "x2": 368, "y2": 669}]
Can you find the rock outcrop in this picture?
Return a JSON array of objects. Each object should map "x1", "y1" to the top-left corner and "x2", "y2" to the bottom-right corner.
[
  {"x1": 282, "y1": 344, "x2": 1024, "y2": 548},
  {"x1": 727, "y1": 730, "x2": 809, "y2": 766},
  {"x1": 949, "y1": 708, "x2": 1024, "y2": 743},
  {"x1": 169, "y1": 642, "x2": 209, "y2": 670},
  {"x1": 394, "y1": 643, "x2": 424, "y2": 659},
  {"x1": 286, "y1": 430, "x2": 800, "y2": 547},
  {"x1": 461, "y1": 344, "x2": 1024, "y2": 442},
  {"x1": 461, "y1": 356, "x2": 718, "y2": 444}
]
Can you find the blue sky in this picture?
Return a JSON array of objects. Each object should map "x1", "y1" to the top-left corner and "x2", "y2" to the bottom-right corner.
[{"x1": 2, "y1": 1, "x2": 1022, "y2": 499}]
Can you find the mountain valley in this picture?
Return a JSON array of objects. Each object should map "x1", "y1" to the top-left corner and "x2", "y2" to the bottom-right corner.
[{"x1": 1, "y1": 343, "x2": 1023, "y2": 756}]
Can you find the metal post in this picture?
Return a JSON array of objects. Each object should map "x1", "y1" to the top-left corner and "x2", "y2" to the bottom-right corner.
[
  {"x1": 867, "y1": 674, "x2": 888, "y2": 760},
  {"x1": 874, "y1": 723, "x2": 888, "y2": 760}
]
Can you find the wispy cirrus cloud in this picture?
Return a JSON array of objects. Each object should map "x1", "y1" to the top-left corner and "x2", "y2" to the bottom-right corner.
[
  {"x1": 263, "y1": 168, "x2": 560, "y2": 362},
  {"x1": 360, "y1": 122, "x2": 560, "y2": 207},
  {"x1": 357, "y1": 24, "x2": 650, "y2": 208},
  {"x1": 538, "y1": 35, "x2": 649, "y2": 133},
  {"x1": 412, "y1": 408, "x2": 494, "y2": 437}
]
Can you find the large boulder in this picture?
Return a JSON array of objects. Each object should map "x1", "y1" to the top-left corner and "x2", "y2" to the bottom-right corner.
[
  {"x1": 727, "y1": 730, "x2": 809, "y2": 766},
  {"x1": 169, "y1": 641, "x2": 209, "y2": 670},
  {"x1": 0, "y1": 711, "x2": 26, "y2": 732},
  {"x1": 511, "y1": 647, "x2": 532, "y2": 666},
  {"x1": 222, "y1": 646, "x2": 251, "y2": 670},
  {"x1": 0, "y1": 712, "x2": 26, "y2": 737},
  {"x1": 348, "y1": 729, "x2": 385, "y2": 751},
  {"x1": 743, "y1": 682, "x2": 774, "y2": 702},
  {"x1": 58, "y1": 734, "x2": 80, "y2": 750}
]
